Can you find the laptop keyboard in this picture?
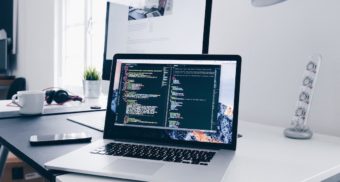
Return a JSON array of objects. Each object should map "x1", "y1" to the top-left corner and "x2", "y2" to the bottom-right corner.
[{"x1": 91, "y1": 142, "x2": 216, "y2": 166}]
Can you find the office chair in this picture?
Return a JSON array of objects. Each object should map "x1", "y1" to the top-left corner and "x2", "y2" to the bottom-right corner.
[{"x1": 6, "y1": 77, "x2": 26, "y2": 99}]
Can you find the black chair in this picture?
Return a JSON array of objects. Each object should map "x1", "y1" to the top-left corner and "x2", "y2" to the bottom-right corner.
[{"x1": 6, "y1": 77, "x2": 26, "y2": 99}]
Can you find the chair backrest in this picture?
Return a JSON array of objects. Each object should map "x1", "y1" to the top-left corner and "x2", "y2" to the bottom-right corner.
[{"x1": 6, "y1": 77, "x2": 26, "y2": 99}]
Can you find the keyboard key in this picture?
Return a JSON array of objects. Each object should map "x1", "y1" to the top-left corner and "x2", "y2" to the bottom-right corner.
[{"x1": 91, "y1": 142, "x2": 215, "y2": 166}]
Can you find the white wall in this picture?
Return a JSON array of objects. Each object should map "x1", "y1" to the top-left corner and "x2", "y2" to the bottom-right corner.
[
  {"x1": 13, "y1": 0, "x2": 340, "y2": 137},
  {"x1": 14, "y1": 0, "x2": 56, "y2": 90},
  {"x1": 209, "y1": 0, "x2": 340, "y2": 136}
]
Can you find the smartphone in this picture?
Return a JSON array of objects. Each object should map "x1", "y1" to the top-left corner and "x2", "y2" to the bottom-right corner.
[{"x1": 30, "y1": 132, "x2": 92, "y2": 146}]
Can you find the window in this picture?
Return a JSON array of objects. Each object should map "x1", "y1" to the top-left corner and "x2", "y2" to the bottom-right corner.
[{"x1": 58, "y1": 0, "x2": 106, "y2": 90}]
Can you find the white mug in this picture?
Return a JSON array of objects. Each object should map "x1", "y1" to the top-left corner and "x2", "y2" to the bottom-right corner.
[{"x1": 12, "y1": 90, "x2": 45, "y2": 115}]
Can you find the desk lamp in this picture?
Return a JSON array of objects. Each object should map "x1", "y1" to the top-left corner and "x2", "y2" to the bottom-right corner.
[{"x1": 252, "y1": 0, "x2": 287, "y2": 7}]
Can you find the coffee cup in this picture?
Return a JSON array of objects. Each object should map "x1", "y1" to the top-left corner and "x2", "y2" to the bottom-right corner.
[{"x1": 11, "y1": 90, "x2": 45, "y2": 115}]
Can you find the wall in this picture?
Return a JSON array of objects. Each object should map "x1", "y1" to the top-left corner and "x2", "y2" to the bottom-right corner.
[
  {"x1": 14, "y1": 0, "x2": 56, "y2": 90},
  {"x1": 209, "y1": 0, "x2": 340, "y2": 136},
  {"x1": 13, "y1": 0, "x2": 340, "y2": 136}
]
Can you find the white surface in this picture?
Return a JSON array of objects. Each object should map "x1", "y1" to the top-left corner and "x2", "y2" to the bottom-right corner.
[
  {"x1": 0, "y1": 100, "x2": 18, "y2": 112},
  {"x1": 223, "y1": 121, "x2": 340, "y2": 182},
  {"x1": 0, "y1": 96, "x2": 107, "y2": 116},
  {"x1": 13, "y1": 0, "x2": 56, "y2": 90},
  {"x1": 209, "y1": 0, "x2": 340, "y2": 137},
  {"x1": 57, "y1": 173, "x2": 131, "y2": 182},
  {"x1": 57, "y1": 121, "x2": 340, "y2": 182}
]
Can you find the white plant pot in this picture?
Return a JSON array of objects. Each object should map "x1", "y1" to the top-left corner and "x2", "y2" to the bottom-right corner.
[{"x1": 83, "y1": 80, "x2": 101, "y2": 98}]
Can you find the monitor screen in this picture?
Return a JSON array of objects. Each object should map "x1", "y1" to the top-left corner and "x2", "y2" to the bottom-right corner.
[
  {"x1": 102, "y1": 0, "x2": 212, "y2": 80},
  {"x1": 110, "y1": 59, "x2": 237, "y2": 145}
]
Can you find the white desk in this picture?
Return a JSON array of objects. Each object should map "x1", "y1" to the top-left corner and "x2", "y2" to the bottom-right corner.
[
  {"x1": 56, "y1": 121, "x2": 340, "y2": 182},
  {"x1": 0, "y1": 97, "x2": 107, "y2": 118}
]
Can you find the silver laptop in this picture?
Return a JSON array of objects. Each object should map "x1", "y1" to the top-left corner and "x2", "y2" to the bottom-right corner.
[{"x1": 45, "y1": 54, "x2": 242, "y2": 182}]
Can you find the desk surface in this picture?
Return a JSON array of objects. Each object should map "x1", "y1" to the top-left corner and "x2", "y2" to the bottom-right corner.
[
  {"x1": 2, "y1": 111, "x2": 340, "y2": 182},
  {"x1": 222, "y1": 121, "x2": 340, "y2": 182},
  {"x1": 0, "y1": 112, "x2": 105, "y2": 181},
  {"x1": 56, "y1": 121, "x2": 340, "y2": 182}
]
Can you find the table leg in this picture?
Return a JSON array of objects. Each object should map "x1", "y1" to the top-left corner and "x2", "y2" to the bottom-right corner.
[{"x1": 0, "y1": 145, "x2": 9, "y2": 178}]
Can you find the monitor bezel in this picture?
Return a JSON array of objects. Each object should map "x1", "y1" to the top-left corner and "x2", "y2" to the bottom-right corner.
[
  {"x1": 102, "y1": 0, "x2": 213, "y2": 80},
  {"x1": 104, "y1": 54, "x2": 241, "y2": 151}
]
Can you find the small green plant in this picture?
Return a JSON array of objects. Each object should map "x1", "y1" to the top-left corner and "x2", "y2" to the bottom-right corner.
[{"x1": 83, "y1": 67, "x2": 100, "y2": 80}]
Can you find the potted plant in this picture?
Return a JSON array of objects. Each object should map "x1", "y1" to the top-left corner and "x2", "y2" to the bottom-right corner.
[{"x1": 83, "y1": 67, "x2": 101, "y2": 98}]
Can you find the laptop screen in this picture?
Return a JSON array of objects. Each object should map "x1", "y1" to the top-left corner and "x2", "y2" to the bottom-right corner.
[{"x1": 105, "y1": 54, "x2": 241, "y2": 150}]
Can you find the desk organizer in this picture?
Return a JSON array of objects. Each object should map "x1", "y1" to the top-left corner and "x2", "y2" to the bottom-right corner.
[{"x1": 284, "y1": 54, "x2": 322, "y2": 139}]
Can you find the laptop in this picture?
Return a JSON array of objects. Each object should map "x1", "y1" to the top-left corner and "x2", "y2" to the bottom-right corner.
[{"x1": 45, "y1": 54, "x2": 242, "y2": 182}]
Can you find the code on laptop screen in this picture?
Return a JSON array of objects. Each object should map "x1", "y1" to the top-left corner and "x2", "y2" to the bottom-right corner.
[
  {"x1": 114, "y1": 63, "x2": 220, "y2": 133},
  {"x1": 111, "y1": 59, "x2": 237, "y2": 145}
]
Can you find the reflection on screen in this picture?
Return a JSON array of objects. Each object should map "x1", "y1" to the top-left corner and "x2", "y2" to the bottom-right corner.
[{"x1": 111, "y1": 60, "x2": 237, "y2": 144}]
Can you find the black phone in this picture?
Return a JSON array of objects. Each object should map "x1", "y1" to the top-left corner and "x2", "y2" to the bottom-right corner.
[{"x1": 29, "y1": 132, "x2": 92, "y2": 146}]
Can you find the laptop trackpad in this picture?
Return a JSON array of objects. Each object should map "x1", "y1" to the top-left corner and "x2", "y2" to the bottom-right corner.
[{"x1": 103, "y1": 159, "x2": 164, "y2": 176}]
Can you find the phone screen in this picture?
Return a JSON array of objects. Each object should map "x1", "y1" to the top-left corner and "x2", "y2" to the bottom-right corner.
[{"x1": 31, "y1": 132, "x2": 88, "y2": 142}]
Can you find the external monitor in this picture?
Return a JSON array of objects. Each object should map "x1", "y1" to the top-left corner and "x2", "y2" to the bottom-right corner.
[{"x1": 102, "y1": 0, "x2": 213, "y2": 80}]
